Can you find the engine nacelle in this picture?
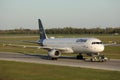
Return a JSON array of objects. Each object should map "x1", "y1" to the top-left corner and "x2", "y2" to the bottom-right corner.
[{"x1": 48, "y1": 49, "x2": 61, "y2": 58}]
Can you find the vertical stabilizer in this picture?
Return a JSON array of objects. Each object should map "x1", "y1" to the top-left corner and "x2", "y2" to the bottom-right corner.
[{"x1": 38, "y1": 19, "x2": 48, "y2": 40}]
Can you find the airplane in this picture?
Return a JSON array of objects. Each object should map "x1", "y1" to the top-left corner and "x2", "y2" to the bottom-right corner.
[
  {"x1": 35, "y1": 19, "x2": 108, "y2": 62},
  {"x1": 5, "y1": 19, "x2": 119, "y2": 62}
]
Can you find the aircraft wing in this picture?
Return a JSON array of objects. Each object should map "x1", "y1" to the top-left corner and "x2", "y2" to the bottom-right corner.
[
  {"x1": 22, "y1": 40, "x2": 40, "y2": 44},
  {"x1": 104, "y1": 43, "x2": 120, "y2": 46},
  {"x1": 3, "y1": 44, "x2": 41, "y2": 49},
  {"x1": 4, "y1": 43, "x2": 73, "y2": 53}
]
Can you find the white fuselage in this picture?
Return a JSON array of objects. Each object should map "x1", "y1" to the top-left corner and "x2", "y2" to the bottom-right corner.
[{"x1": 43, "y1": 38, "x2": 104, "y2": 54}]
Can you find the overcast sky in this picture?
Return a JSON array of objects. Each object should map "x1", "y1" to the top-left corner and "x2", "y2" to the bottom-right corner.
[{"x1": 0, "y1": 0, "x2": 120, "y2": 30}]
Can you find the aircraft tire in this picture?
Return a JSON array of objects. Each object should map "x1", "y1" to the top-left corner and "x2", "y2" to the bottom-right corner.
[
  {"x1": 51, "y1": 58, "x2": 58, "y2": 60},
  {"x1": 76, "y1": 54, "x2": 83, "y2": 60}
]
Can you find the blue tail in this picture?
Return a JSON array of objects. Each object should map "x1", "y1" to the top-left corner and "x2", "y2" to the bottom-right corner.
[
  {"x1": 38, "y1": 19, "x2": 48, "y2": 40},
  {"x1": 38, "y1": 19, "x2": 48, "y2": 45}
]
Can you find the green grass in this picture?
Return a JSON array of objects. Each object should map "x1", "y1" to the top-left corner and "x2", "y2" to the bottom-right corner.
[
  {"x1": 0, "y1": 46, "x2": 47, "y2": 54},
  {"x1": 0, "y1": 34, "x2": 120, "y2": 80},
  {"x1": 0, "y1": 60, "x2": 120, "y2": 80},
  {"x1": 0, "y1": 34, "x2": 120, "y2": 59},
  {"x1": 102, "y1": 46, "x2": 120, "y2": 59}
]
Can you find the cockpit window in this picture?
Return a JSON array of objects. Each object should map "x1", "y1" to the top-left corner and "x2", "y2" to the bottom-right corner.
[
  {"x1": 76, "y1": 39, "x2": 87, "y2": 42},
  {"x1": 92, "y1": 42, "x2": 103, "y2": 44}
]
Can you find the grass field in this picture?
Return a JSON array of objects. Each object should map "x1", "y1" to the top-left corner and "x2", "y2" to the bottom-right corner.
[
  {"x1": 0, "y1": 60, "x2": 120, "y2": 80},
  {"x1": 0, "y1": 34, "x2": 120, "y2": 80},
  {"x1": 0, "y1": 34, "x2": 120, "y2": 59}
]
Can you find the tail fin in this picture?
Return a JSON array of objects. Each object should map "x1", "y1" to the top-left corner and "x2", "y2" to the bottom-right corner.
[{"x1": 38, "y1": 19, "x2": 48, "y2": 40}]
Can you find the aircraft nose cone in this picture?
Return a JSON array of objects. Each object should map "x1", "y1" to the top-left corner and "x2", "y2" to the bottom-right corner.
[
  {"x1": 99, "y1": 45, "x2": 104, "y2": 52},
  {"x1": 91, "y1": 45, "x2": 105, "y2": 53}
]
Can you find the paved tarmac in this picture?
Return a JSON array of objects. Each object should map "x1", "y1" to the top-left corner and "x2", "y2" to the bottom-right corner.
[{"x1": 0, "y1": 52, "x2": 120, "y2": 71}]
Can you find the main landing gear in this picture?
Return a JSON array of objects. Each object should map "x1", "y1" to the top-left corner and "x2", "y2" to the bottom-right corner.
[
  {"x1": 51, "y1": 58, "x2": 58, "y2": 60},
  {"x1": 76, "y1": 54, "x2": 84, "y2": 60}
]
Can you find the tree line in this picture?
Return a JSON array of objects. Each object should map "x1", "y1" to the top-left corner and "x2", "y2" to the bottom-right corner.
[{"x1": 0, "y1": 27, "x2": 120, "y2": 34}]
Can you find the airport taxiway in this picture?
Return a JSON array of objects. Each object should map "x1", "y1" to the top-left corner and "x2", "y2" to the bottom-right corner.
[{"x1": 0, "y1": 52, "x2": 120, "y2": 71}]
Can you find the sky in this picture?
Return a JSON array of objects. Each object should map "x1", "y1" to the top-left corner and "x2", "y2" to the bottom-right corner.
[{"x1": 0, "y1": 0, "x2": 120, "y2": 30}]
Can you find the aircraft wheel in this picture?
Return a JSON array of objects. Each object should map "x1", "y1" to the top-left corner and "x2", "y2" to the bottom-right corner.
[
  {"x1": 51, "y1": 58, "x2": 58, "y2": 60},
  {"x1": 76, "y1": 54, "x2": 83, "y2": 59}
]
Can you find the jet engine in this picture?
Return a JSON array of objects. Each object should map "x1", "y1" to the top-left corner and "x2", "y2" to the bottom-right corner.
[{"x1": 48, "y1": 49, "x2": 61, "y2": 59}]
